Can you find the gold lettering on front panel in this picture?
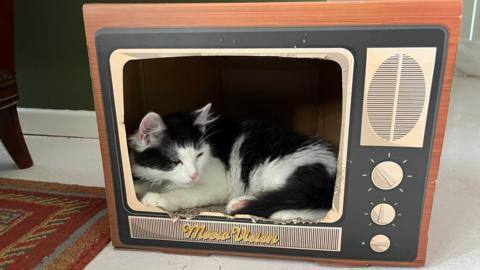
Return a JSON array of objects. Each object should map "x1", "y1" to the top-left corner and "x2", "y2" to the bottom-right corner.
[{"x1": 181, "y1": 224, "x2": 279, "y2": 245}]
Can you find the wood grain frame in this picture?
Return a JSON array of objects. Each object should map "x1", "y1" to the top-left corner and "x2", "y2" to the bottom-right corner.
[{"x1": 82, "y1": 0, "x2": 461, "y2": 266}]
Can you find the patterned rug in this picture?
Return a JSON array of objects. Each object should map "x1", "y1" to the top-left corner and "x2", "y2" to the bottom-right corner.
[{"x1": 0, "y1": 179, "x2": 109, "y2": 270}]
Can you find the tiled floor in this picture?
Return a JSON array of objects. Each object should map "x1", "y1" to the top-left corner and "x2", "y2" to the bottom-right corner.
[
  {"x1": 1, "y1": 75, "x2": 479, "y2": 269},
  {"x1": 0, "y1": 136, "x2": 103, "y2": 186}
]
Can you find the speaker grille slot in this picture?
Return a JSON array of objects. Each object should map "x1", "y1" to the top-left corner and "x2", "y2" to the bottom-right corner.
[
  {"x1": 366, "y1": 53, "x2": 426, "y2": 142},
  {"x1": 128, "y1": 216, "x2": 342, "y2": 251}
]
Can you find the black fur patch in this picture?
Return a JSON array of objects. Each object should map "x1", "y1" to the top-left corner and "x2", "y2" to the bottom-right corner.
[
  {"x1": 162, "y1": 111, "x2": 204, "y2": 148},
  {"x1": 205, "y1": 120, "x2": 243, "y2": 170},
  {"x1": 230, "y1": 163, "x2": 335, "y2": 218},
  {"x1": 238, "y1": 121, "x2": 323, "y2": 189}
]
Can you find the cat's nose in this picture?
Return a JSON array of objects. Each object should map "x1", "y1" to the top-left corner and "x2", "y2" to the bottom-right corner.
[{"x1": 189, "y1": 172, "x2": 199, "y2": 181}]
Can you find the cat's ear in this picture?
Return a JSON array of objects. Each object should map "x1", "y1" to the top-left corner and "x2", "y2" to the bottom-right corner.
[
  {"x1": 194, "y1": 103, "x2": 217, "y2": 132},
  {"x1": 138, "y1": 112, "x2": 166, "y2": 145}
]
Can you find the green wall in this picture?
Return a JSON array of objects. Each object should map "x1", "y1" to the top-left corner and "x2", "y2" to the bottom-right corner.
[{"x1": 15, "y1": 0, "x2": 316, "y2": 110}]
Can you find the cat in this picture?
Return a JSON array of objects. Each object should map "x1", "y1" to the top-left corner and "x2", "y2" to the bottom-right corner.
[{"x1": 128, "y1": 103, "x2": 337, "y2": 221}]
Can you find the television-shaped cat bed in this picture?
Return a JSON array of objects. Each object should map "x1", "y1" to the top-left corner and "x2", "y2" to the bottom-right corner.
[{"x1": 83, "y1": 0, "x2": 460, "y2": 266}]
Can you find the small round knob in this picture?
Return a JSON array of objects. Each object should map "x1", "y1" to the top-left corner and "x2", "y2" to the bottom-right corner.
[
  {"x1": 371, "y1": 161, "x2": 403, "y2": 190},
  {"x1": 370, "y1": 234, "x2": 391, "y2": 253},
  {"x1": 371, "y1": 203, "x2": 396, "y2": 225}
]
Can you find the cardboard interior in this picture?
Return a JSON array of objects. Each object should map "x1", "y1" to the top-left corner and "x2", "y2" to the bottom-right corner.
[{"x1": 123, "y1": 56, "x2": 342, "y2": 147}]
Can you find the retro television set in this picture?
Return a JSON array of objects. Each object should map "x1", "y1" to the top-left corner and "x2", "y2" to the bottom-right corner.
[{"x1": 83, "y1": 0, "x2": 460, "y2": 266}]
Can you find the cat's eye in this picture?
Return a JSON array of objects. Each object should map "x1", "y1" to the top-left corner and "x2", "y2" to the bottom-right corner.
[
  {"x1": 197, "y1": 152, "x2": 204, "y2": 158},
  {"x1": 174, "y1": 159, "x2": 183, "y2": 166}
]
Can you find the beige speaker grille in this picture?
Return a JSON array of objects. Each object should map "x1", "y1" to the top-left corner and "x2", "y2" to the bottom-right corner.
[
  {"x1": 361, "y1": 48, "x2": 436, "y2": 148},
  {"x1": 367, "y1": 54, "x2": 426, "y2": 142}
]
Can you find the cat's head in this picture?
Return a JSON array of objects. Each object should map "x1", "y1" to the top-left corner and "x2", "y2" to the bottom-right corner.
[{"x1": 129, "y1": 103, "x2": 217, "y2": 187}]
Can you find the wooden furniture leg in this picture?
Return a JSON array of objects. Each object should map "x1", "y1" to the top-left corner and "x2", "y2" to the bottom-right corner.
[
  {"x1": 0, "y1": 104, "x2": 33, "y2": 169},
  {"x1": 1, "y1": 0, "x2": 33, "y2": 169}
]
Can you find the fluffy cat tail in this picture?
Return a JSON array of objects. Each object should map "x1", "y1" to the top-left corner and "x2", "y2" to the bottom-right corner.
[{"x1": 230, "y1": 163, "x2": 336, "y2": 220}]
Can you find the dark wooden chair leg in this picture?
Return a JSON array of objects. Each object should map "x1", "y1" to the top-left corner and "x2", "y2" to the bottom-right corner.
[{"x1": 0, "y1": 105, "x2": 33, "y2": 169}]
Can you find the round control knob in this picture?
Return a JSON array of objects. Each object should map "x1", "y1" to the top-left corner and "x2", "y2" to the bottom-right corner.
[
  {"x1": 371, "y1": 161, "x2": 403, "y2": 190},
  {"x1": 370, "y1": 234, "x2": 391, "y2": 253},
  {"x1": 371, "y1": 203, "x2": 396, "y2": 225}
]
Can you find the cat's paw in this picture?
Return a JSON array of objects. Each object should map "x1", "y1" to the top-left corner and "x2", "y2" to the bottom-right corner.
[
  {"x1": 141, "y1": 192, "x2": 175, "y2": 211},
  {"x1": 269, "y1": 209, "x2": 327, "y2": 221},
  {"x1": 269, "y1": 210, "x2": 296, "y2": 220},
  {"x1": 225, "y1": 196, "x2": 253, "y2": 214}
]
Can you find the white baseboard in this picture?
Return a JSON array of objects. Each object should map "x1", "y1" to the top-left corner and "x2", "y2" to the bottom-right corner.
[{"x1": 17, "y1": 108, "x2": 99, "y2": 138}]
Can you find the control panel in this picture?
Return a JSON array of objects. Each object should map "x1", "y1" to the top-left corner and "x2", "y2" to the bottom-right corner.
[
  {"x1": 353, "y1": 46, "x2": 437, "y2": 258},
  {"x1": 369, "y1": 160, "x2": 402, "y2": 251},
  {"x1": 349, "y1": 148, "x2": 427, "y2": 260}
]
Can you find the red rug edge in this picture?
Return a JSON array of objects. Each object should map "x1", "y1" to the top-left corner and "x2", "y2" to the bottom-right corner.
[
  {"x1": 0, "y1": 178, "x2": 105, "y2": 197},
  {"x1": 69, "y1": 215, "x2": 111, "y2": 270}
]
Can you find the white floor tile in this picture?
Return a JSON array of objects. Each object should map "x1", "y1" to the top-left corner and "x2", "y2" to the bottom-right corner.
[{"x1": 0, "y1": 136, "x2": 104, "y2": 187}]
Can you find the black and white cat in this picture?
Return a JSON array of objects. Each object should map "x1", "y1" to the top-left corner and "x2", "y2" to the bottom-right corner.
[{"x1": 129, "y1": 104, "x2": 337, "y2": 221}]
